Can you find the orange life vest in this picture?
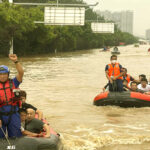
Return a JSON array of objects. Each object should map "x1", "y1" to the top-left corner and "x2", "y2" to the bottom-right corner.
[
  {"x1": 108, "y1": 63, "x2": 122, "y2": 79},
  {"x1": 0, "y1": 79, "x2": 21, "y2": 107},
  {"x1": 123, "y1": 74, "x2": 131, "y2": 84}
]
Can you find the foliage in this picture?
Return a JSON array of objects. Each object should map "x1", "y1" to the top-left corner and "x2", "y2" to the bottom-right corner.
[{"x1": 0, "y1": 1, "x2": 138, "y2": 56}]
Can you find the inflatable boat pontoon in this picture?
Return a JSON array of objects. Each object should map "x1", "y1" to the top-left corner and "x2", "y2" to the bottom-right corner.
[{"x1": 94, "y1": 91, "x2": 150, "y2": 107}]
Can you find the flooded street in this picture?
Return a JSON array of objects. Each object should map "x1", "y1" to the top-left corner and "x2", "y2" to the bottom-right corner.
[{"x1": 1, "y1": 44, "x2": 150, "y2": 150}]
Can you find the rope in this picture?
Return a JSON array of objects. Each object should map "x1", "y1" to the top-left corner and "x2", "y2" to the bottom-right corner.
[{"x1": 0, "y1": 127, "x2": 11, "y2": 147}]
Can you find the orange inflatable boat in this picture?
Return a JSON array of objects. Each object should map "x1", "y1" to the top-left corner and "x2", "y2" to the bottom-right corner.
[{"x1": 94, "y1": 91, "x2": 150, "y2": 107}]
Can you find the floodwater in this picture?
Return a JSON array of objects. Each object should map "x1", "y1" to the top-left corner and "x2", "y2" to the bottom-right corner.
[{"x1": 1, "y1": 44, "x2": 150, "y2": 150}]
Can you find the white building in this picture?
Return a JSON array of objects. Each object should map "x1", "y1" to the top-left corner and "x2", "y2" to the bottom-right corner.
[
  {"x1": 97, "y1": 10, "x2": 133, "y2": 34},
  {"x1": 146, "y1": 29, "x2": 150, "y2": 40}
]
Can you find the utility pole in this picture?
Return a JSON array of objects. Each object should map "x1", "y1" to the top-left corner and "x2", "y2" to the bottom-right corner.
[
  {"x1": 9, "y1": 37, "x2": 13, "y2": 54},
  {"x1": 8, "y1": 0, "x2": 14, "y2": 54},
  {"x1": 57, "y1": 0, "x2": 58, "y2": 7}
]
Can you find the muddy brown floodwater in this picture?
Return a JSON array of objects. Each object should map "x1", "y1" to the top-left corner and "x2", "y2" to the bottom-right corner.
[{"x1": 1, "y1": 44, "x2": 150, "y2": 150}]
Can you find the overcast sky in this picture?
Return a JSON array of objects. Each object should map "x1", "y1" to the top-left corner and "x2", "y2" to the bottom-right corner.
[{"x1": 84, "y1": 0, "x2": 150, "y2": 37}]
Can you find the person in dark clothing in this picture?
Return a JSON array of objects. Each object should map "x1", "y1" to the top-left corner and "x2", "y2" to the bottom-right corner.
[
  {"x1": 20, "y1": 90, "x2": 43, "y2": 120},
  {"x1": 25, "y1": 108, "x2": 50, "y2": 138},
  {"x1": 139, "y1": 74, "x2": 146, "y2": 80},
  {"x1": 19, "y1": 109, "x2": 41, "y2": 137},
  {"x1": 113, "y1": 46, "x2": 118, "y2": 52},
  {"x1": 138, "y1": 74, "x2": 147, "y2": 84},
  {"x1": 102, "y1": 83, "x2": 109, "y2": 92},
  {"x1": 122, "y1": 79, "x2": 130, "y2": 91}
]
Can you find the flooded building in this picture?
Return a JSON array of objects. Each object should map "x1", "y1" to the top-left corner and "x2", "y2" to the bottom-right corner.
[{"x1": 96, "y1": 10, "x2": 133, "y2": 35}]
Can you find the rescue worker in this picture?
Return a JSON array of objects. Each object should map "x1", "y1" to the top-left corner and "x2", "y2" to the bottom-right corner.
[
  {"x1": 122, "y1": 68, "x2": 138, "y2": 85},
  {"x1": 105, "y1": 55, "x2": 123, "y2": 92},
  {"x1": 0, "y1": 54, "x2": 24, "y2": 138}
]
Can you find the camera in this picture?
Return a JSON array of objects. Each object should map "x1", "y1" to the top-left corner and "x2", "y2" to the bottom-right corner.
[
  {"x1": 13, "y1": 89, "x2": 21, "y2": 98},
  {"x1": 111, "y1": 76, "x2": 114, "y2": 79}
]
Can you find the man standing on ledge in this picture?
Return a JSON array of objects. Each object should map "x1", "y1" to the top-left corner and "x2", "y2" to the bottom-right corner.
[
  {"x1": 105, "y1": 55, "x2": 123, "y2": 92},
  {"x1": 0, "y1": 54, "x2": 24, "y2": 138}
]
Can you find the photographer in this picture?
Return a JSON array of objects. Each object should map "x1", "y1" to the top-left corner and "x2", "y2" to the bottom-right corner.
[{"x1": 0, "y1": 54, "x2": 24, "y2": 138}]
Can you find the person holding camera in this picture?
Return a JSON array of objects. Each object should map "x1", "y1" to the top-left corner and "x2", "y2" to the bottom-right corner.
[{"x1": 0, "y1": 54, "x2": 24, "y2": 138}]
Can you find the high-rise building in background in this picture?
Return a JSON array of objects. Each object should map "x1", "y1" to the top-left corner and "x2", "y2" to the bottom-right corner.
[
  {"x1": 146, "y1": 29, "x2": 150, "y2": 40},
  {"x1": 96, "y1": 10, "x2": 133, "y2": 35}
]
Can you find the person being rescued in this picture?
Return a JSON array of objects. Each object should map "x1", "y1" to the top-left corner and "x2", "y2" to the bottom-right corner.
[
  {"x1": 19, "y1": 109, "x2": 41, "y2": 137},
  {"x1": 138, "y1": 74, "x2": 147, "y2": 85},
  {"x1": 130, "y1": 81, "x2": 144, "y2": 93},
  {"x1": 20, "y1": 108, "x2": 50, "y2": 138},
  {"x1": 137, "y1": 78, "x2": 150, "y2": 93},
  {"x1": 20, "y1": 90, "x2": 43, "y2": 120},
  {"x1": 105, "y1": 55, "x2": 124, "y2": 92}
]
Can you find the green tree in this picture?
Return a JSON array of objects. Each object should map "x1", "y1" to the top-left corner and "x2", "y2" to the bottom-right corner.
[{"x1": 0, "y1": 1, "x2": 138, "y2": 56}]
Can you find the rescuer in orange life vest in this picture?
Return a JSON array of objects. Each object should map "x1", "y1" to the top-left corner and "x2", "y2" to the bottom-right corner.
[
  {"x1": 0, "y1": 54, "x2": 24, "y2": 138},
  {"x1": 105, "y1": 55, "x2": 123, "y2": 92},
  {"x1": 121, "y1": 68, "x2": 138, "y2": 85}
]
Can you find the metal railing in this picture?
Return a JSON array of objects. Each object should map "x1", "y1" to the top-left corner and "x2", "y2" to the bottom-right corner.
[{"x1": 13, "y1": 2, "x2": 99, "y2": 7}]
